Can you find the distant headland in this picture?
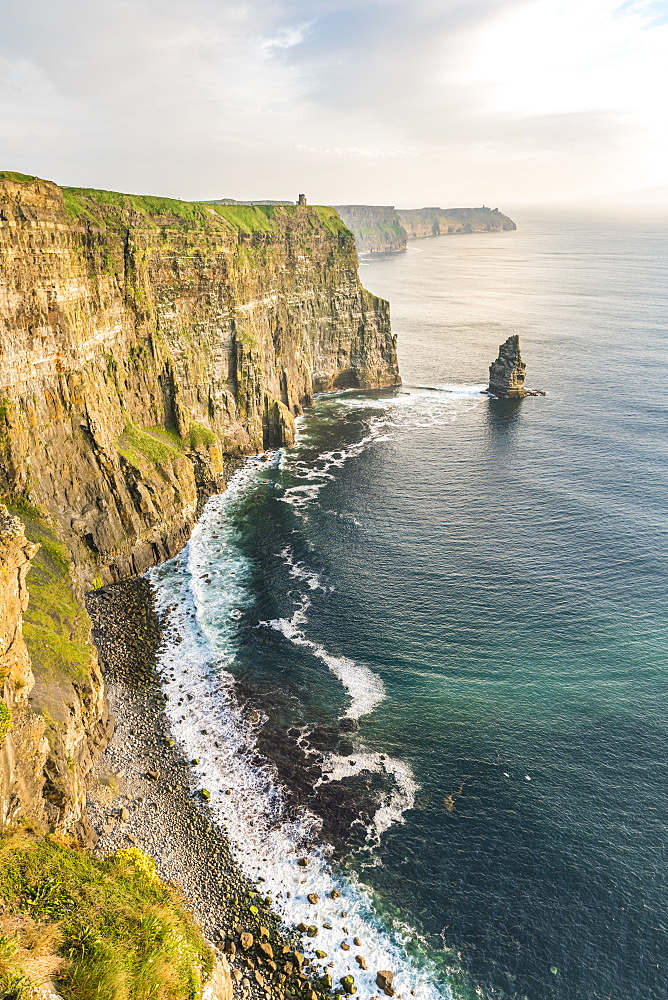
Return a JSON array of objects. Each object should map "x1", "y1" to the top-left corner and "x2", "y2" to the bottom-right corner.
[{"x1": 333, "y1": 204, "x2": 516, "y2": 254}]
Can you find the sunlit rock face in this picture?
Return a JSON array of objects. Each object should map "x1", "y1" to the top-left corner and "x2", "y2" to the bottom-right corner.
[
  {"x1": 0, "y1": 174, "x2": 399, "y2": 587},
  {"x1": 0, "y1": 173, "x2": 399, "y2": 834},
  {"x1": 0, "y1": 507, "x2": 48, "y2": 833}
]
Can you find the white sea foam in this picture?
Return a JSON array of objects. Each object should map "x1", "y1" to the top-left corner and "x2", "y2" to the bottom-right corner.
[
  {"x1": 280, "y1": 546, "x2": 329, "y2": 591},
  {"x1": 147, "y1": 479, "x2": 449, "y2": 1000},
  {"x1": 317, "y1": 750, "x2": 419, "y2": 842},
  {"x1": 259, "y1": 599, "x2": 385, "y2": 721},
  {"x1": 411, "y1": 382, "x2": 487, "y2": 397},
  {"x1": 144, "y1": 398, "x2": 460, "y2": 999},
  {"x1": 278, "y1": 387, "x2": 482, "y2": 513}
]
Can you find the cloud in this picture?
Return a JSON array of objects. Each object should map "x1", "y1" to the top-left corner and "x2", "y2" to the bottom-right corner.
[{"x1": 0, "y1": 0, "x2": 666, "y2": 210}]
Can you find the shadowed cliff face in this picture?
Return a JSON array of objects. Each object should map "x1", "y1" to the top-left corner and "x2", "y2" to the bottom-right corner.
[
  {"x1": 0, "y1": 174, "x2": 399, "y2": 588},
  {"x1": 334, "y1": 205, "x2": 407, "y2": 254}
]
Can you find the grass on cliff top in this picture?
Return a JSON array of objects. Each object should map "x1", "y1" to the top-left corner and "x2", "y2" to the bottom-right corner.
[
  {"x1": 204, "y1": 202, "x2": 349, "y2": 236},
  {"x1": 60, "y1": 182, "x2": 350, "y2": 237},
  {"x1": 61, "y1": 187, "x2": 212, "y2": 227},
  {"x1": 0, "y1": 170, "x2": 38, "y2": 184},
  {"x1": 0, "y1": 834, "x2": 214, "y2": 1000},
  {"x1": 204, "y1": 202, "x2": 279, "y2": 233},
  {"x1": 0, "y1": 498, "x2": 93, "y2": 688}
]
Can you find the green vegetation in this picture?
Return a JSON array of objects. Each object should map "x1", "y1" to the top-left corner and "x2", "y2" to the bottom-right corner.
[
  {"x1": 61, "y1": 187, "x2": 211, "y2": 227},
  {"x1": 0, "y1": 171, "x2": 38, "y2": 184},
  {"x1": 0, "y1": 834, "x2": 214, "y2": 1000},
  {"x1": 116, "y1": 422, "x2": 184, "y2": 470},
  {"x1": 0, "y1": 700, "x2": 11, "y2": 744},
  {"x1": 311, "y1": 205, "x2": 350, "y2": 236},
  {"x1": 354, "y1": 219, "x2": 405, "y2": 241},
  {"x1": 204, "y1": 202, "x2": 279, "y2": 233},
  {"x1": 0, "y1": 499, "x2": 93, "y2": 686},
  {"x1": 1, "y1": 172, "x2": 352, "y2": 247},
  {"x1": 61, "y1": 187, "x2": 306, "y2": 234},
  {"x1": 188, "y1": 422, "x2": 216, "y2": 450}
]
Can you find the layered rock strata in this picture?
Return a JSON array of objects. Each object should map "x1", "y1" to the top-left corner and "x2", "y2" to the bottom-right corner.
[
  {"x1": 0, "y1": 171, "x2": 399, "y2": 834},
  {"x1": 333, "y1": 205, "x2": 407, "y2": 254},
  {"x1": 0, "y1": 507, "x2": 48, "y2": 831},
  {"x1": 0, "y1": 174, "x2": 399, "y2": 587},
  {"x1": 0, "y1": 505, "x2": 110, "y2": 837},
  {"x1": 397, "y1": 206, "x2": 516, "y2": 238}
]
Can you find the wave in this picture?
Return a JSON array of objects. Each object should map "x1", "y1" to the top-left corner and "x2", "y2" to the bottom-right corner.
[
  {"x1": 277, "y1": 388, "x2": 481, "y2": 512},
  {"x1": 317, "y1": 750, "x2": 419, "y2": 844},
  {"x1": 143, "y1": 392, "x2": 475, "y2": 997},
  {"x1": 147, "y1": 465, "x2": 449, "y2": 1000},
  {"x1": 259, "y1": 598, "x2": 385, "y2": 722}
]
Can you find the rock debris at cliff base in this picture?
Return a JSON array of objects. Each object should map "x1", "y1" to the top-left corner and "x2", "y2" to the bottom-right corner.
[{"x1": 85, "y1": 577, "x2": 368, "y2": 1000}]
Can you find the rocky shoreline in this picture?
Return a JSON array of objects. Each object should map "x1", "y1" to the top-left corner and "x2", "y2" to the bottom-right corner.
[
  {"x1": 88, "y1": 579, "x2": 340, "y2": 1000},
  {"x1": 86, "y1": 578, "x2": 352, "y2": 1000}
]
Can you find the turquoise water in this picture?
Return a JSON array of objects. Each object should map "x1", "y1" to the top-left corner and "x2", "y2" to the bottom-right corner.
[{"x1": 150, "y1": 219, "x2": 668, "y2": 1000}]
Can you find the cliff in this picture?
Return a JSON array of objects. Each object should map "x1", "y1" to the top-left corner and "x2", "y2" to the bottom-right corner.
[
  {"x1": 0, "y1": 172, "x2": 398, "y2": 588},
  {"x1": 333, "y1": 204, "x2": 516, "y2": 254},
  {"x1": 397, "y1": 206, "x2": 516, "y2": 238},
  {"x1": 0, "y1": 507, "x2": 48, "y2": 831},
  {"x1": 0, "y1": 170, "x2": 399, "y2": 837},
  {"x1": 333, "y1": 205, "x2": 407, "y2": 254}
]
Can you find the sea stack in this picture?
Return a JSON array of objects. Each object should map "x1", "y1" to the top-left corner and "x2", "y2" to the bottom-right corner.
[{"x1": 488, "y1": 335, "x2": 527, "y2": 398}]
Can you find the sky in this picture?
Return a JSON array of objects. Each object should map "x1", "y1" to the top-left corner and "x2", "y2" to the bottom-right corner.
[{"x1": 1, "y1": 0, "x2": 667, "y2": 212}]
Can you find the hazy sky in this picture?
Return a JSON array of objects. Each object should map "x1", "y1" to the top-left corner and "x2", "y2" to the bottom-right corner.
[{"x1": 1, "y1": 0, "x2": 667, "y2": 211}]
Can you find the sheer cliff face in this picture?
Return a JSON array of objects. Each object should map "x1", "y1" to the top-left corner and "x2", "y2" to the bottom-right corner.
[
  {"x1": 0, "y1": 175, "x2": 399, "y2": 586},
  {"x1": 0, "y1": 503, "x2": 111, "y2": 838},
  {"x1": 0, "y1": 508, "x2": 48, "y2": 832},
  {"x1": 333, "y1": 205, "x2": 407, "y2": 254},
  {"x1": 332, "y1": 204, "x2": 517, "y2": 255},
  {"x1": 397, "y1": 206, "x2": 517, "y2": 237},
  {"x1": 0, "y1": 174, "x2": 398, "y2": 835}
]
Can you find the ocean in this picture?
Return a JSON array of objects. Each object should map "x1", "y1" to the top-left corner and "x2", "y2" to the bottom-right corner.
[{"x1": 147, "y1": 218, "x2": 668, "y2": 1000}]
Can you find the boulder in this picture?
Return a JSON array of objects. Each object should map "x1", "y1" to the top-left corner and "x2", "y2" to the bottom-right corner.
[
  {"x1": 202, "y1": 957, "x2": 234, "y2": 1000},
  {"x1": 376, "y1": 970, "x2": 395, "y2": 996}
]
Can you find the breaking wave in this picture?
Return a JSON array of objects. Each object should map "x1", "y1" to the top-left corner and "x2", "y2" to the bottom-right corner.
[{"x1": 145, "y1": 390, "x2": 477, "y2": 999}]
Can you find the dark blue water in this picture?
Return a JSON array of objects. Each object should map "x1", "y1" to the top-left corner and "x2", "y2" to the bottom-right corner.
[{"x1": 151, "y1": 219, "x2": 668, "y2": 1000}]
